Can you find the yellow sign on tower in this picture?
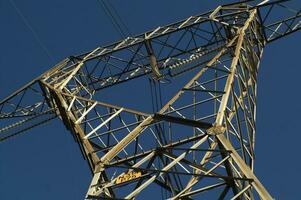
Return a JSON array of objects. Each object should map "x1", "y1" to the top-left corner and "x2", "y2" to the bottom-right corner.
[{"x1": 115, "y1": 171, "x2": 142, "y2": 184}]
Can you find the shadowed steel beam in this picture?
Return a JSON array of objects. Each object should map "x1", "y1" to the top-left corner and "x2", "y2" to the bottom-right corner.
[{"x1": 153, "y1": 113, "x2": 212, "y2": 129}]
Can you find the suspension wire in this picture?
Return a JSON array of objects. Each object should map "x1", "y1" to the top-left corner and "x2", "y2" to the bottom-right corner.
[
  {"x1": 153, "y1": 80, "x2": 159, "y2": 111},
  {"x1": 158, "y1": 81, "x2": 163, "y2": 109},
  {"x1": 96, "y1": 0, "x2": 131, "y2": 37},
  {"x1": 96, "y1": 3, "x2": 166, "y2": 198},
  {"x1": 148, "y1": 78, "x2": 165, "y2": 116},
  {"x1": 8, "y1": 0, "x2": 55, "y2": 63},
  {"x1": 158, "y1": 81, "x2": 165, "y2": 200},
  {"x1": 149, "y1": 78, "x2": 156, "y2": 113},
  {"x1": 97, "y1": 0, "x2": 125, "y2": 37},
  {"x1": 96, "y1": 0, "x2": 166, "y2": 115},
  {"x1": 105, "y1": 0, "x2": 132, "y2": 35}
]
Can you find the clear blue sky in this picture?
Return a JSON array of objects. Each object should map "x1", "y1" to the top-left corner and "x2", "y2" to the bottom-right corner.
[{"x1": 0, "y1": 0, "x2": 300, "y2": 199}]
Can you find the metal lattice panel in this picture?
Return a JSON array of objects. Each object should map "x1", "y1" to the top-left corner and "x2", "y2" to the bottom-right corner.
[{"x1": 1, "y1": 1, "x2": 300, "y2": 199}]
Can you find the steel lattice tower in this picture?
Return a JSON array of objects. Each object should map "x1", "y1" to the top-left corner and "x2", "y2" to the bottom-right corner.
[{"x1": 1, "y1": 1, "x2": 300, "y2": 199}]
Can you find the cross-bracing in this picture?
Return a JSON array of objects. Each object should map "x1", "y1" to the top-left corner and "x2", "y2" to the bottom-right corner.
[{"x1": 1, "y1": 0, "x2": 300, "y2": 199}]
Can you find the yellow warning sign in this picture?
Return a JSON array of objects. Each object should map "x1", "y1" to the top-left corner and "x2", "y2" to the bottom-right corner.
[{"x1": 115, "y1": 171, "x2": 142, "y2": 184}]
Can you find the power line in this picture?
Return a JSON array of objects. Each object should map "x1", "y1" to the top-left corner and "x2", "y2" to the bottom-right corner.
[
  {"x1": 105, "y1": 0, "x2": 132, "y2": 35},
  {"x1": 96, "y1": 0, "x2": 165, "y2": 113},
  {"x1": 96, "y1": 0, "x2": 131, "y2": 37},
  {"x1": 8, "y1": 0, "x2": 54, "y2": 63},
  {"x1": 96, "y1": 0, "x2": 166, "y2": 111}
]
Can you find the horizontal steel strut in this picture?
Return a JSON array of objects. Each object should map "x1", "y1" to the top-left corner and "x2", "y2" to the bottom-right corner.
[{"x1": 1, "y1": 0, "x2": 300, "y2": 199}]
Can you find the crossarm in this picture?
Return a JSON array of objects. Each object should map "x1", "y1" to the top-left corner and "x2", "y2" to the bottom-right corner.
[{"x1": 254, "y1": 0, "x2": 301, "y2": 42}]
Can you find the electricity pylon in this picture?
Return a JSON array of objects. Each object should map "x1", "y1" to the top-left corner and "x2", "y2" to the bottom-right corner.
[{"x1": 1, "y1": 0, "x2": 300, "y2": 199}]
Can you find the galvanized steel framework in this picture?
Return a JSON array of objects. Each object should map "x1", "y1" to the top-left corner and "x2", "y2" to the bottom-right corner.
[{"x1": 1, "y1": 0, "x2": 300, "y2": 199}]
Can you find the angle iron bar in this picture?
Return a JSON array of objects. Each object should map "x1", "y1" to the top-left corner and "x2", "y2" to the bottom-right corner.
[
  {"x1": 106, "y1": 158, "x2": 253, "y2": 182},
  {"x1": 180, "y1": 182, "x2": 227, "y2": 198},
  {"x1": 107, "y1": 134, "x2": 208, "y2": 166},
  {"x1": 153, "y1": 113, "x2": 212, "y2": 129},
  {"x1": 164, "y1": 95, "x2": 223, "y2": 115}
]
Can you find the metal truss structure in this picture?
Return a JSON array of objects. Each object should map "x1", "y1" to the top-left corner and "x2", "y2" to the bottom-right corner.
[{"x1": 1, "y1": 0, "x2": 300, "y2": 199}]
